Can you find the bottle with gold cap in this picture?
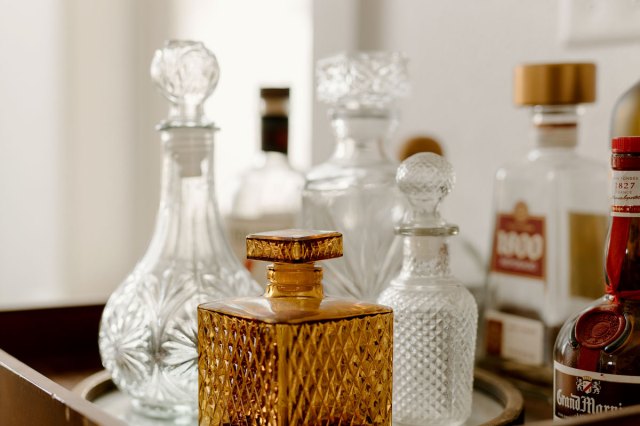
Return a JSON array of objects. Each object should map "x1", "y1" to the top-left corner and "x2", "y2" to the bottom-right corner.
[
  {"x1": 198, "y1": 230, "x2": 393, "y2": 425},
  {"x1": 483, "y1": 63, "x2": 609, "y2": 389}
]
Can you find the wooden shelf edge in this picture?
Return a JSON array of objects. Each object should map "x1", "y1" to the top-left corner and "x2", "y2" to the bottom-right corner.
[{"x1": 0, "y1": 349, "x2": 124, "y2": 426}]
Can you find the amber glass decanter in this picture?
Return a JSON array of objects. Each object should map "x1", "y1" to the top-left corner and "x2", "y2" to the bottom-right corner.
[
  {"x1": 302, "y1": 51, "x2": 409, "y2": 302},
  {"x1": 198, "y1": 230, "x2": 393, "y2": 425},
  {"x1": 99, "y1": 41, "x2": 259, "y2": 419},
  {"x1": 554, "y1": 137, "x2": 640, "y2": 419},
  {"x1": 378, "y1": 153, "x2": 477, "y2": 426}
]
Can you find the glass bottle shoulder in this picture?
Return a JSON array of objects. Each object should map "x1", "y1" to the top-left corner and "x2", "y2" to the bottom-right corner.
[
  {"x1": 496, "y1": 149, "x2": 607, "y2": 183},
  {"x1": 379, "y1": 277, "x2": 477, "y2": 311},
  {"x1": 612, "y1": 78, "x2": 640, "y2": 137},
  {"x1": 304, "y1": 159, "x2": 398, "y2": 191},
  {"x1": 232, "y1": 152, "x2": 304, "y2": 217},
  {"x1": 200, "y1": 295, "x2": 393, "y2": 325}
]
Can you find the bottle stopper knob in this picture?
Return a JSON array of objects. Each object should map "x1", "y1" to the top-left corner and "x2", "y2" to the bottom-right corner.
[
  {"x1": 246, "y1": 230, "x2": 343, "y2": 263},
  {"x1": 396, "y1": 152, "x2": 457, "y2": 235},
  {"x1": 316, "y1": 51, "x2": 410, "y2": 110},
  {"x1": 150, "y1": 40, "x2": 220, "y2": 125}
]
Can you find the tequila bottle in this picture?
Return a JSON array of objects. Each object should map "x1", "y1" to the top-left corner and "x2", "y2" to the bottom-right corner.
[
  {"x1": 554, "y1": 136, "x2": 640, "y2": 418},
  {"x1": 98, "y1": 40, "x2": 260, "y2": 419},
  {"x1": 198, "y1": 230, "x2": 393, "y2": 425},
  {"x1": 378, "y1": 153, "x2": 477, "y2": 426},
  {"x1": 226, "y1": 88, "x2": 304, "y2": 281},
  {"x1": 483, "y1": 63, "x2": 609, "y2": 387},
  {"x1": 302, "y1": 51, "x2": 409, "y2": 302}
]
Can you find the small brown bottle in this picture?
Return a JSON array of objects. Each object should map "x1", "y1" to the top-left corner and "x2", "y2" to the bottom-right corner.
[
  {"x1": 198, "y1": 230, "x2": 393, "y2": 425},
  {"x1": 554, "y1": 136, "x2": 640, "y2": 419}
]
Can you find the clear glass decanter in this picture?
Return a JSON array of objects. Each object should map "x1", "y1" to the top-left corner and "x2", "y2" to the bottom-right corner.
[
  {"x1": 98, "y1": 40, "x2": 260, "y2": 419},
  {"x1": 302, "y1": 51, "x2": 409, "y2": 301},
  {"x1": 378, "y1": 153, "x2": 477, "y2": 426}
]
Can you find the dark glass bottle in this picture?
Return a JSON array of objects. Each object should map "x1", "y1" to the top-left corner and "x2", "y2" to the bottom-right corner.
[{"x1": 554, "y1": 136, "x2": 640, "y2": 419}]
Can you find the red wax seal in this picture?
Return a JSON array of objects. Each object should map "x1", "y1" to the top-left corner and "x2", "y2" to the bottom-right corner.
[{"x1": 575, "y1": 307, "x2": 626, "y2": 349}]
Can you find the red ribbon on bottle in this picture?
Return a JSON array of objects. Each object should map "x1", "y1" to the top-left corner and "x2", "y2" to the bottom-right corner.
[{"x1": 605, "y1": 216, "x2": 631, "y2": 301}]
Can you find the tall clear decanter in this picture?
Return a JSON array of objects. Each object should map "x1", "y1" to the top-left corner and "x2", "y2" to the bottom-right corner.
[
  {"x1": 378, "y1": 153, "x2": 477, "y2": 426},
  {"x1": 98, "y1": 40, "x2": 259, "y2": 419},
  {"x1": 483, "y1": 63, "x2": 609, "y2": 388},
  {"x1": 302, "y1": 51, "x2": 409, "y2": 301}
]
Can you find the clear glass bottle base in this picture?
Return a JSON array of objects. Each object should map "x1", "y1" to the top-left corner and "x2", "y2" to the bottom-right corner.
[{"x1": 132, "y1": 398, "x2": 196, "y2": 421}]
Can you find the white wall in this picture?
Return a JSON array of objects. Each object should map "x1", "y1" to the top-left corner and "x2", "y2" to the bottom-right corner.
[
  {"x1": 0, "y1": 0, "x2": 313, "y2": 307},
  {"x1": 0, "y1": 1, "x2": 64, "y2": 307},
  {"x1": 324, "y1": 0, "x2": 640, "y2": 262}
]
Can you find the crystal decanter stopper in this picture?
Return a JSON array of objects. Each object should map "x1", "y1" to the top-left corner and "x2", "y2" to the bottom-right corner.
[
  {"x1": 378, "y1": 153, "x2": 478, "y2": 426},
  {"x1": 302, "y1": 51, "x2": 410, "y2": 301},
  {"x1": 98, "y1": 40, "x2": 259, "y2": 420}
]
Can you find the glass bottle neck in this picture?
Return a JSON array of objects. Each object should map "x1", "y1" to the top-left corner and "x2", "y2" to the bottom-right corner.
[
  {"x1": 529, "y1": 105, "x2": 581, "y2": 150},
  {"x1": 328, "y1": 109, "x2": 397, "y2": 165},
  {"x1": 398, "y1": 235, "x2": 451, "y2": 281},
  {"x1": 143, "y1": 127, "x2": 223, "y2": 261},
  {"x1": 265, "y1": 263, "x2": 324, "y2": 299}
]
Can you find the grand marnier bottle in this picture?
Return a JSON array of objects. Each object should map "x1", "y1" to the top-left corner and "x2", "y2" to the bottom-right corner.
[
  {"x1": 198, "y1": 230, "x2": 393, "y2": 425},
  {"x1": 554, "y1": 136, "x2": 640, "y2": 419}
]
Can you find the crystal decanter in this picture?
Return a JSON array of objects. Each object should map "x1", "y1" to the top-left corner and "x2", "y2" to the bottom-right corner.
[
  {"x1": 199, "y1": 230, "x2": 393, "y2": 425},
  {"x1": 98, "y1": 40, "x2": 260, "y2": 419},
  {"x1": 302, "y1": 51, "x2": 409, "y2": 301},
  {"x1": 378, "y1": 153, "x2": 477, "y2": 426}
]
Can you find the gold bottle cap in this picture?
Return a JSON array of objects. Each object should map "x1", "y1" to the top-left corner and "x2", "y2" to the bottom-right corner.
[
  {"x1": 246, "y1": 229, "x2": 343, "y2": 263},
  {"x1": 514, "y1": 63, "x2": 596, "y2": 106}
]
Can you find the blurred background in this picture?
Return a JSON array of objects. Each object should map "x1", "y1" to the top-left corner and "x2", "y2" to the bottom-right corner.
[{"x1": 1, "y1": 0, "x2": 640, "y2": 308}]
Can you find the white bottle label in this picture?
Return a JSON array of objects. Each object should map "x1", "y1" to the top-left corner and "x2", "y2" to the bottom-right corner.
[
  {"x1": 612, "y1": 170, "x2": 640, "y2": 217},
  {"x1": 485, "y1": 309, "x2": 545, "y2": 366},
  {"x1": 554, "y1": 362, "x2": 640, "y2": 419}
]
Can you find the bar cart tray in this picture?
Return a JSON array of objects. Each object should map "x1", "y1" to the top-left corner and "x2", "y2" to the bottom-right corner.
[{"x1": 74, "y1": 368, "x2": 524, "y2": 426}]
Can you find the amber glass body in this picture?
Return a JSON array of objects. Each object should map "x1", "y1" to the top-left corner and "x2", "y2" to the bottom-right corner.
[{"x1": 198, "y1": 263, "x2": 393, "y2": 426}]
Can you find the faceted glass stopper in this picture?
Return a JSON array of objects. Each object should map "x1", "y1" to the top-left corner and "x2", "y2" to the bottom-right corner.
[
  {"x1": 396, "y1": 152, "x2": 457, "y2": 233},
  {"x1": 246, "y1": 230, "x2": 343, "y2": 263},
  {"x1": 150, "y1": 40, "x2": 220, "y2": 124},
  {"x1": 316, "y1": 51, "x2": 410, "y2": 110}
]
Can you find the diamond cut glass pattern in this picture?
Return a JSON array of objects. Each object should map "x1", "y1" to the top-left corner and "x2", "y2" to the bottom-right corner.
[
  {"x1": 198, "y1": 230, "x2": 393, "y2": 425},
  {"x1": 378, "y1": 153, "x2": 477, "y2": 426}
]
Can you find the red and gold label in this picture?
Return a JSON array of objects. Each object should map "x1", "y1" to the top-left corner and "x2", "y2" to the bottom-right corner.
[
  {"x1": 554, "y1": 362, "x2": 640, "y2": 419},
  {"x1": 491, "y1": 201, "x2": 545, "y2": 279}
]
